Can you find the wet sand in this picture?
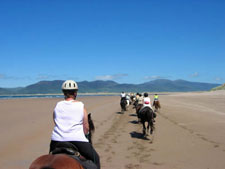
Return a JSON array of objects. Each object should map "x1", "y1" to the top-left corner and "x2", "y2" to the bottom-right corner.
[{"x1": 0, "y1": 91, "x2": 225, "y2": 169}]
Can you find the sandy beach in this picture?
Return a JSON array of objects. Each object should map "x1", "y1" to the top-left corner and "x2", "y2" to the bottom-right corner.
[{"x1": 0, "y1": 91, "x2": 225, "y2": 169}]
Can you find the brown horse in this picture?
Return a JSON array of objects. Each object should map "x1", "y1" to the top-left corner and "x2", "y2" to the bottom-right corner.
[
  {"x1": 29, "y1": 113, "x2": 96, "y2": 169},
  {"x1": 29, "y1": 154, "x2": 84, "y2": 169},
  {"x1": 153, "y1": 100, "x2": 161, "y2": 112}
]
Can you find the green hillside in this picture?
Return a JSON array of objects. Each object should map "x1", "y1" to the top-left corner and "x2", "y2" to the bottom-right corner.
[{"x1": 211, "y1": 83, "x2": 225, "y2": 91}]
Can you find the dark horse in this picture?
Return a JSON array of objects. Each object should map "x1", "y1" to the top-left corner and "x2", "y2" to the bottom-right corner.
[
  {"x1": 120, "y1": 97, "x2": 127, "y2": 112},
  {"x1": 153, "y1": 100, "x2": 161, "y2": 112},
  {"x1": 139, "y1": 107, "x2": 155, "y2": 136},
  {"x1": 29, "y1": 113, "x2": 96, "y2": 169}
]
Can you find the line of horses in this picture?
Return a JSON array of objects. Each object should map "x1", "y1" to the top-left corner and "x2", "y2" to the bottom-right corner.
[
  {"x1": 120, "y1": 95, "x2": 161, "y2": 137},
  {"x1": 29, "y1": 97, "x2": 161, "y2": 169}
]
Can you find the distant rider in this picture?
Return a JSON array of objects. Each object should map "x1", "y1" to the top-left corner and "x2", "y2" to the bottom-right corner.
[
  {"x1": 154, "y1": 94, "x2": 159, "y2": 101},
  {"x1": 126, "y1": 94, "x2": 130, "y2": 106},
  {"x1": 120, "y1": 91, "x2": 126, "y2": 99},
  {"x1": 140, "y1": 92, "x2": 156, "y2": 122},
  {"x1": 133, "y1": 93, "x2": 139, "y2": 108},
  {"x1": 136, "y1": 93, "x2": 144, "y2": 121},
  {"x1": 153, "y1": 93, "x2": 161, "y2": 109},
  {"x1": 142, "y1": 92, "x2": 153, "y2": 110}
]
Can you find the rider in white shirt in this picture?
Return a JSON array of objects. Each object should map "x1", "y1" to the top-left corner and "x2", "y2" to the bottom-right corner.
[
  {"x1": 142, "y1": 92, "x2": 153, "y2": 109},
  {"x1": 120, "y1": 91, "x2": 126, "y2": 98},
  {"x1": 50, "y1": 80, "x2": 100, "y2": 169}
]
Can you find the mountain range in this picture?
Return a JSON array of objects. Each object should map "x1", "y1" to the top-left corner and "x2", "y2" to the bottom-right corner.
[{"x1": 0, "y1": 79, "x2": 221, "y2": 95}]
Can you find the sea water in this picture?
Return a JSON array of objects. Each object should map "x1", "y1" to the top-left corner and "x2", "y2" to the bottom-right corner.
[{"x1": 0, "y1": 94, "x2": 119, "y2": 99}]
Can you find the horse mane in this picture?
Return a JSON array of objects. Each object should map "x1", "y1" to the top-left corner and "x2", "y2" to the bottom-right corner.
[{"x1": 41, "y1": 167, "x2": 54, "y2": 169}]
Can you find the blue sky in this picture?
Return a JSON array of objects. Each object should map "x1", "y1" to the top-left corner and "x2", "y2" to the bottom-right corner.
[{"x1": 0, "y1": 0, "x2": 224, "y2": 88}]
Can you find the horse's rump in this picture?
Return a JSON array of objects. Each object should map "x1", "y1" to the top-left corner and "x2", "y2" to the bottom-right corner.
[
  {"x1": 120, "y1": 98, "x2": 127, "y2": 111},
  {"x1": 136, "y1": 104, "x2": 143, "y2": 113},
  {"x1": 30, "y1": 142, "x2": 97, "y2": 169},
  {"x1": 29, "y1": 154, "x2": 84, "y2": 169},
  {"x1": 120, "y1": 98, "x2": 127, "y2": 105},
  {"x1": 153, "y1": 100, "x2": 161, "y2": 108},
  {"x1": 139, "y1": 107, "x2": 155, "y2": 135},
  {"x1": 139, "y1": 107, "x2": 154, "y2": 121}
]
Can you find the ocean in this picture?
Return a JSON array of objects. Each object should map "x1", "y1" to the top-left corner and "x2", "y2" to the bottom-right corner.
[{"x1": 0, "y1": 94, "x2": 119, "y2": 99}]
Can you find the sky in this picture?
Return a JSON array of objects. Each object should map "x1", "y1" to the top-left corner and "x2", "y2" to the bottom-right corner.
[{"x1": 0, "y1": 0, "x2": 224, "y2": 88}]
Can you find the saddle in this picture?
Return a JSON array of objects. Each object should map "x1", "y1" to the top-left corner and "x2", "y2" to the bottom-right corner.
[
  {"x1": 139, "y1": 106, "x2": 152, "y2": 113},
  {"x1": 51, "y1": 142, "x2": 97, "y2": 169},
  {"x1": 51, "y1": 142, "x2": 80, "y2": 156}
]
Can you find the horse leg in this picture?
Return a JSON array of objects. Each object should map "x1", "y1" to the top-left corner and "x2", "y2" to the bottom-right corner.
[
  {"x1": 124, "y1": 102, "x2": 127, "y2": 111},
  {"x1": 150, "y1": 120, "x2": 154, "y2": 135},
  {"x1": 142, "y1": 121, "x2": 146, "y2": 136},
  {"x1": 147, "y1": 121, "x2": 150, "y2": 135}
]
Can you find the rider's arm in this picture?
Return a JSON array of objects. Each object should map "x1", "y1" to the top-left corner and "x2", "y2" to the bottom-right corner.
[{"x1": 83, "y1": 107, "x2": 89, "y2": 135}]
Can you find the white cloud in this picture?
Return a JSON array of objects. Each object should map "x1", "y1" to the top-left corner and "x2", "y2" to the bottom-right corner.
[
  {"x1": 190, "y1": 72, "x2": 199, "y2": 77},
  {"x1": 36, "y1": 74, "x2": 79, "y2": 81},
  {"x1": 215, "y1": 77, "x2": 223, "y2": 81},
  {"x1": 95, "y1": 74, "x2": 128, "y2": 80},
  {"x1": 37, "y1": 74, "x2": 51, "y2": 80},
  {"x1": 144, "y1": 75, "x2": 166, "y2": 80},
  {"x1": 0, "y1": 73, "x2": 30, "y2": 80}
]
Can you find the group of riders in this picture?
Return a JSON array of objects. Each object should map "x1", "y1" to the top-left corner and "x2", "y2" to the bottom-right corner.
[
  {"x1": 120, "y1": 91, "x2": 161, "y2": 122},
  {"x1": 30, "y1": 80, "x2": 161, "y2": 169}
]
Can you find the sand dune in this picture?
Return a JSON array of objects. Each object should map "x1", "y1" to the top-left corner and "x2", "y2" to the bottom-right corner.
[{"x1": 0, "y1": 91, "x2": 225, "y2": 169}]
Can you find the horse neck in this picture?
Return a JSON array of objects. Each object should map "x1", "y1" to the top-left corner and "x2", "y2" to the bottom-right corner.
[{"x1": 88, "y1": 118, "x2": 95, "y2": 132}]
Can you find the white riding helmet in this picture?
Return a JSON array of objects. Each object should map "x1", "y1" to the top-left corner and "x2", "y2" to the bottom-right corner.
[{"x1": 62, "y1": 80, "x2": 78, "y2": 90}]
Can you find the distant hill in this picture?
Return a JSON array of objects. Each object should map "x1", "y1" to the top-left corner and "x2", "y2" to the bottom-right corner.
[
  {"x1": 0, "y1": 79, "x2": 221, "y2": 95},
  {"x1": 211, "y1": 83, "x2": 225, "y2": 91}
]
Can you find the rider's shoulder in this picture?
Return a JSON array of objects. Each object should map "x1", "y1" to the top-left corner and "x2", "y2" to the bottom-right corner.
[
  {"x1": 72, "y1": 100, "x2": 83, "y2": 104},
  {"x1": 57, "y1": 100, "x2": 83, "y2": 105}
]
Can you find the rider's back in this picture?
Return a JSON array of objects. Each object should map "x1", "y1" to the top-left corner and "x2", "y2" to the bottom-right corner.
[
  {"x1": 138, "y1": 96, "x2": 143, "y2": 104},
  {"x1": 143, "y1": 97, "x2": 152, "y2": 109},
  {"x1": 51, "y1": 100, "x2": 88, "y2": 142}
]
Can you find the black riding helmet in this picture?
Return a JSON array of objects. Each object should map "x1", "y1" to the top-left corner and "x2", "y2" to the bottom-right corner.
[{"x1": 144, "y1": 92, "x2": 148, "y2": 97}]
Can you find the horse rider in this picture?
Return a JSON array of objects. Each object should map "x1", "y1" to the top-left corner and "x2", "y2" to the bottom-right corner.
[
  {"x1": 49, "y1": 80, "x2": 100, "y2": 169},
  {"x1": 126, "y1": 93, "x2": 131, "y2": 106},
  {"x1": 139, "y1": 92, "x2": 156, "y2": 122},
  {"x1": 136, "y1": 93, "x2": 144, "y2": 120},
  {"x1": 134, "y1": 93, "x2": 139, "y2": 107},
  {"x1": 130, "y1": 93, "x2": 135, "y2": 103},
  {"x1": 137, "y1": 93, "x2": 143, "y2": 106},
  {"x1": 120, "y1": 91, "x2": 126, "y2": 102},
  {"x1": 120, "y1": 91, "x2": 126, "y2": 98},
  {"x1": 153, "y1": 93, "x2": 161, "y2": 109},
  {"x1": 154, "y1": 94, "x2": 159, "y2": 101},
  {"x1": 142, "y1": 92, "x2": 153, "y2": 110}
]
